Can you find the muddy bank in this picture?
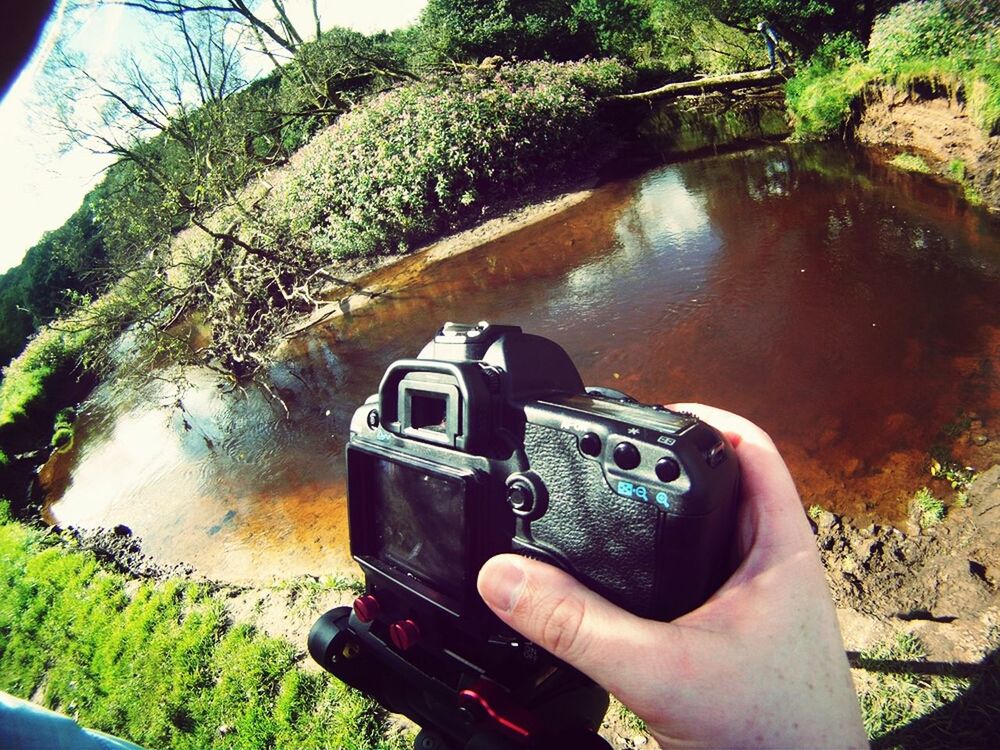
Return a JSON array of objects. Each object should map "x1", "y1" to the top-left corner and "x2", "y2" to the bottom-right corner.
[
  {"x1": 856, "y1": 84, "x2": 1000, "y2": 211},
  {"x1": 821, "y1": 464, "x2": 1000, "y2": 665}
]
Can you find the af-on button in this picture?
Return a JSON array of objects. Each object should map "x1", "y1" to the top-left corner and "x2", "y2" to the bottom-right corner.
[
  {"x1": 579, "y1": 432, "x2": 602, "y2": 457},
  {"x1": 613, "y1": 442, "x2": 641, "y2": 470}
]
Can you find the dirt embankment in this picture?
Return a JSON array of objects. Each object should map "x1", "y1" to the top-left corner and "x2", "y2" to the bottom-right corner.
[
  {"x1": 820, "y1": 465, "x2": 1000, "y2": 665},
  {"x1": 855, "y1": 83, "x2": 1000, "y2": 211}
]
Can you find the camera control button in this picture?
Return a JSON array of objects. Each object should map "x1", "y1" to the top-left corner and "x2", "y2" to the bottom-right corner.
[
  {"x1": 389, "y1": 619, "x2": 420, "y2": 652},
  {"x1": 352, "y1": 595, "x2": 380, "y2": 624},
  {"x1": 506, "y1": 483, "x2": 534, "y2": 514},
  {"x1": 613, "y1": 442, "x2": 641, "y2": 470},
  {"x1": 655, "y1": 457, "x2": 681, "y2": 483},
  {"x1": 579, "y1": 432, "x2": 602, "y2": 457}
]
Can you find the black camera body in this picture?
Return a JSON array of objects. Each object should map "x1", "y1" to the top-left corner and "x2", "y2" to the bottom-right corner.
[{"x1": 310, "y1": 323, "x2": 740, "y2": 749}]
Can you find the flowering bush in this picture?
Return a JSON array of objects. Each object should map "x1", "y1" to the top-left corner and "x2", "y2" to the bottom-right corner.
[
  {"x1": 270, "y1": 60, "x2": 631, "y2": 259},
  {"x1": 868, "y1": 0, "x2": 994, "y2": 72}
]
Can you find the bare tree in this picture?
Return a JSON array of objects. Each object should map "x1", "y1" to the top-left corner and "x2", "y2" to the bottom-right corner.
[{"x1": 103, "y1": 0, "x2": 322, "y2": 56}]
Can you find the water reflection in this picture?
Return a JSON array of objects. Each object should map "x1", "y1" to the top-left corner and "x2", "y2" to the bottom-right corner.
[{"x1": 44, "y1": 144, "x2": 1000, "y2": 582}]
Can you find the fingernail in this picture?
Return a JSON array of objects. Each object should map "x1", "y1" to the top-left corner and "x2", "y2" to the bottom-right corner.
[{"x1": 479, "y1": 557, "x2": 526, "y2": 614}]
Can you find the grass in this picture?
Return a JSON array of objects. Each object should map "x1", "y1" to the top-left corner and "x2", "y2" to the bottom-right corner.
[
  {"x1": 50, "y1": 407, "x2": 75, "y2": 449},
  {"x1": 807, "y1": 504, "x2": 824, "y2": 521},
  {"x1": 609, "y1": 695, "x2": 646, "y2": 734},
  {"x1": 271, "y1": 573, "x2": 365, "y2": 614},
  {"x1": 912, "y1": 487, "x2": 946, "y2": 528},
  {"x1": 890, "y1": 153, "x2": 932, "y2": 173},
  {"x1": 787, "y1": 2, "x2": 1000, "y2": 140},
  {"x1": 0, "y1": 501, "x2": 408, "y2": 750},
  {"x1": 856, "y1": 632, "x2": 970, "y2": 742}
]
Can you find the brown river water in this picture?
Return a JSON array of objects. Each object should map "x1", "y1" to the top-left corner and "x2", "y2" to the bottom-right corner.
[{"x1": 43, "y1": 144, "x2": 1000, "y2": 583}]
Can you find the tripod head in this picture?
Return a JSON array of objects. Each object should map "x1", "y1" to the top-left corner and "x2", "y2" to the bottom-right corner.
[{"x1": 309, "y1": 606, "x2": 613, "y2": 750}]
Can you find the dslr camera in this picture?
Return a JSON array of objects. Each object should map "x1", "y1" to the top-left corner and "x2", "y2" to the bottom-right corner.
[{"x1": 309, "y1": 322, "x2": 740, "y2": 750}]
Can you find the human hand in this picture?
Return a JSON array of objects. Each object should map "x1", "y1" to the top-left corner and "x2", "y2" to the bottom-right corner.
[{"x1": 477, "y1": 404, "x2": 867, "y2": 749}]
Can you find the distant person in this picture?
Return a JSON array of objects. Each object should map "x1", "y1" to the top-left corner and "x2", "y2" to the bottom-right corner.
[{"x1": 758, "y1": 20, "x2": 790, "y2": 70}]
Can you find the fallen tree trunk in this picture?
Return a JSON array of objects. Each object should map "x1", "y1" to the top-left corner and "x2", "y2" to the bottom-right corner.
[{"x1": 606, "y1": 68, "x2": 791, "y2": 103}]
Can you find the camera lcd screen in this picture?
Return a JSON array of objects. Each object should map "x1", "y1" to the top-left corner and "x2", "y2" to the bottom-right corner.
[{"x1": 366, "y1": 456, "x2": 468, "y2": 598}]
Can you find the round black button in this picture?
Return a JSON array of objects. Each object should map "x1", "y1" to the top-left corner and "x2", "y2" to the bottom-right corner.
[
  {"x1": 507, "y1": 483, "x2": 534, "y2": 513},
  {"x1": 655, "y1": 457, "x2": 681, "y2": 482},
  {"x1": 366, "y1": 410, "x2": 380, "y2": 429},
  {"x1": 613, "y1": 442, "x2": 641, "y2": 470},
  {"x1": 579, "y1": 432, "x2": 602, "y2": 457}
]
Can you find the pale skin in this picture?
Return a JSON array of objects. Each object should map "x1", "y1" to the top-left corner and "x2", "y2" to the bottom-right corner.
[{"x1": 477, "y1": 404, "x2": 868, "y2": 749}]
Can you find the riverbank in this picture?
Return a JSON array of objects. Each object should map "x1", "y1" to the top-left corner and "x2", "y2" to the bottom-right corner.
[
  {"x1": 284, "y1": 183, "x2": 599, "y2": 338},
  {"x1": 16, "y1": 462, "x2": 1000, "y2": 749},
  {"x1": 857, "y1": 83, "x2": 1000, "y2": 210}
]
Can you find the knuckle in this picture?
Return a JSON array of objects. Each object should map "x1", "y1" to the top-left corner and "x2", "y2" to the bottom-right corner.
[{"x1": 536, "y1": 593, "x2": 588, "y2": 660}]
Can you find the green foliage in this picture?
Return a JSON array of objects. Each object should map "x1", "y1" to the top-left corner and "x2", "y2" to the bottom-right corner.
[
  {"x1": 271, "y1": 60, "x2": 630, "y2": 260},
  {"x1": 647, "y1": 1, "x2": 757, "y2": 74},
  {"x1": 856, "y1": 631, "x2": 969, "y2": 740},
  {"x1": 867, "y1": 0, "x2": 995, "y2": 73},
  {"x1": 276, "y1": 28, "x2": 412, "y2": 150},
  {"x1": 913, "y1": 487, "x2": 946, "y2": 528},
  {"x1": 0, "y1": 516, "x2": 407, "y2": 750},
  {"x1": 929, "y1": 458, "x2": 978, "y2": 492},
  {"x1": 50, "y1": 408, "x2": 76, "y2": 449},
  {"x1": 788, "y1": 1, "x2": 1000, "y2": 138},
  {"x1": 417, "y1": 0, "x2": 650, "y2": 65},
  {"x1": 0, "y1": 196, "x2": 108, "y2": 367},
  {"x1": 0, "y1": 326, "x2": 90, "y2": 432},
  {"x1": 807, "y1": 504, "x2": 823, "y2": 521},
  {"x1": 786, "y1": 32, "x2": 874, "y2": 138},
  {"x1": 890, "y1": 152, "x2": 932, "y2": 173}
]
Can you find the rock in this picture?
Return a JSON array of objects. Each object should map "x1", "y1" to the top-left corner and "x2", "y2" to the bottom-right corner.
[
  {"x1": 112, "y1": 524, "x2": 132, "y2": 537},
  {"x1": 817, "y1": 510, "x2": 840, "y2": 531},
  {"x1": 853, "y1": 538, "x2": 880, "y2": 563},
  {"x1": 970, "y1": 465, "x2": 1000, "y2": 520}
]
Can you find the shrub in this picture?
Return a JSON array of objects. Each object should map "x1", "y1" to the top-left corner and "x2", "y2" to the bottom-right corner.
[
  {"x1": 786, "y1": 32, "x2": 875, "y2": 138},
  {"x1": 50, "y1": 408, "x2": 76, "y2": 449},
  {"x1": 271, "y1": 60, "x2": 631, "y2": 260},
  {"x1": 868, "y1": 0, "x2": 996, "y2": 73},
  {"x1": 0, "y1": 326, "x2": 91, "y2": 431}
]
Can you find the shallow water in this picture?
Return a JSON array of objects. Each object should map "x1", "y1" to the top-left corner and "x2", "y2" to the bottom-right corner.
[{"x1": 44, "y1": 144, "x2": 1000, "y2": 582}]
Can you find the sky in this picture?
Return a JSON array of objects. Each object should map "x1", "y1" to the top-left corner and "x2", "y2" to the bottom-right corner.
[{"x1": 0, "y1": 0, "x2": 426, "y2": 274}]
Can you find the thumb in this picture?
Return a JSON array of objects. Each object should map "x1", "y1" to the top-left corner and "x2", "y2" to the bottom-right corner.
[{"x1": 477, "y1": 554, "x2": 667, "y2": 690}]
